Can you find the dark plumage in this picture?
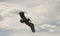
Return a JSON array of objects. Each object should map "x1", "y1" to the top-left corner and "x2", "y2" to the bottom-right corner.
[{"x1": 19, "y1": 12, "x2": 35, "y2": 33}]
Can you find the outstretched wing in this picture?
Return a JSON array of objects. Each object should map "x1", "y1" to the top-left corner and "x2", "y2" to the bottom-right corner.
[
  {"x1": 19, "y1": 12, "x2": 27, "y2": 19},
  {"x1": 25, "y1": 21, "x2": 35, "y2": 32}
]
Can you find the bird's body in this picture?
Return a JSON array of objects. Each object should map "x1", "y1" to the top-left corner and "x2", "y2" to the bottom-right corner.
[{"x1": 19, "y1": 12, "x2": 35, "y2": 32}]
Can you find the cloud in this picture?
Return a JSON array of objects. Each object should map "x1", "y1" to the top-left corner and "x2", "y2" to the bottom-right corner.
[
  {"x1": 0, "y1": 2, "x2": 31, "y2": 30},
  {"x1": 0, "y1": 0, "x2": 60, "y2": 35},
  {"x1": 0, "y1": 0, "x2": 60, "y2": 33},
  {"x1": 0, "y1": 0, "x2": 60, "y2": 36},
  {"x1": 29, "y1": 0, "x2": 60, "y2": 32},
  {"x1": 38, "y1": 24, "x2": 60, "y2": 32},
  {"x1": 0, "y1": 28, "x2": 13, "y2": 36},
  {"x1": 8, "y1": 32, "x2": 60, "y2": 36},
  {"x1": 0, "y1": 0, "x2": 59, "y2": 7}
]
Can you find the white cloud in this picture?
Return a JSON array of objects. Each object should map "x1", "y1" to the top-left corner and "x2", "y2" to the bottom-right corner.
[
  {"x1": 38, "y1": 24, "x2": 60, "y2": 32},
  {"x1": 29, "y1": 0, "x2": 60, "y2": 32},
  {"x1": 0, "y1": 2, "x2": 31, "y2": 30},
  {"x1": 0, "y1": 1, "x2": 60, "y2": 36},
  {"x1": 8, "y1": 32, "x2": 60, "y2": 36},
  {"x1": 0, "y1": 0, "x2": 59, "y2": 7},
  {"x1": 0, "y1": 0, "x2": 60, "y2": 36}
]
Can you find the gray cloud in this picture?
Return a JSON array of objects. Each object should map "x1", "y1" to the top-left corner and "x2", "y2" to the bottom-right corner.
[
  {"x1": 0, "y1": 28, "x2": 13, "y2": 36},
  {"x1": 0, "y1": 15, "x2": 4, "y2": 21}
]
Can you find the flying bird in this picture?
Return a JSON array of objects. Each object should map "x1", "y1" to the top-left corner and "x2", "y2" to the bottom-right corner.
[{"x1": 19, "y1": 12, "x2": 35, "y2": 33}]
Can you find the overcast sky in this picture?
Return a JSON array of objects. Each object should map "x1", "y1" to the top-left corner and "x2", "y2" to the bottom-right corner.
[
  {"x1": 0, "y1": 0, "x2": 59, "y2": 7},
  {"x1": 0, "y1": 0, "x2": 60, "y2": 36}
]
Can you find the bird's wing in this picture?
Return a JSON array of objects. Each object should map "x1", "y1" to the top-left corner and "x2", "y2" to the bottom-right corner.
[
  {"x1": 19, "y1": 12, "x2": 27, "y2": 19},
  {"x1": 25, "y1": 22, "x2": 35, "y2": 32}
]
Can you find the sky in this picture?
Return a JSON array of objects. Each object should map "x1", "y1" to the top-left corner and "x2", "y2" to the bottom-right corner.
[{"x1": 0, "y1": 0, "x2": 60, "y2": 36}]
